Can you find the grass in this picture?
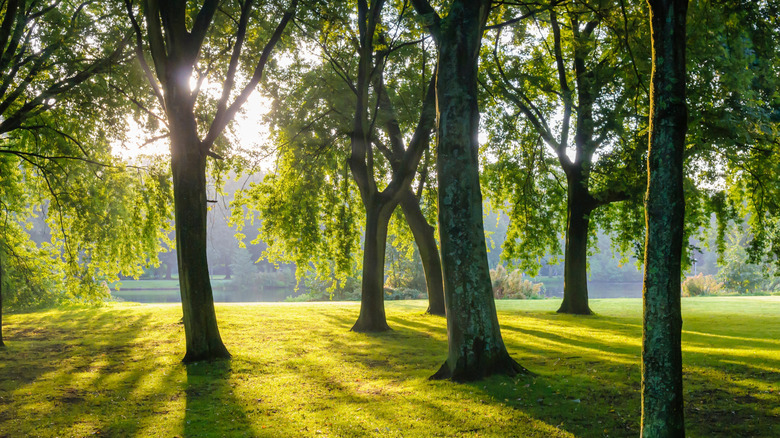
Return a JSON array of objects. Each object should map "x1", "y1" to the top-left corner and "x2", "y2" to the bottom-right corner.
[{"x1": 1, "y1": 297, "x2": 778, "y2": 437}]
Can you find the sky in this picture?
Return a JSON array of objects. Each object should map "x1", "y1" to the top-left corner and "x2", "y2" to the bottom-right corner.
[{"x1": 112, "y1": 83, "x2": 272, "y2": 166}]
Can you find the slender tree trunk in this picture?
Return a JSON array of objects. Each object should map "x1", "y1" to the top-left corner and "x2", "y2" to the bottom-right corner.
[
  {"x1": 400, "y1": 189, "x2": 445, "y2": 316},
  {"x1": 170, "y1": 119, "x2": 230, "y2": 363},
  {"x1": 352, "y1": 196, "x2": 393, "y2": 332},
  {"x1": 558, "y1": 167, "x2": 593, "y2": 315},
  {"x1": 431, "y1": 0, "x2": 527, "y2": 381},
  {"x1": 642, "y1": 0, "x2": 688, "y2": 436},
  {"x1": 1, "y1": 254, "x2": 4, "y2": 348}
]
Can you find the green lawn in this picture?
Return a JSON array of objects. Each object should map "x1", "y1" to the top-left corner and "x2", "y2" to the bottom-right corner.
[{"x1": 1, "y1": 297, "x2": 778, "y2": 437}]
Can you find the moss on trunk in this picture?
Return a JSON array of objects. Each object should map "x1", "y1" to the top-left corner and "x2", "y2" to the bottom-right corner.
[
  {"x1": 641, "y1": 0, "x2": 688, "y2": 435},
  {"x1": 431, "y1": 0, "x2": 528, "y2": 381},
  {"x1": 0, "y1": 255, "x2": 4, "y2": 348}
]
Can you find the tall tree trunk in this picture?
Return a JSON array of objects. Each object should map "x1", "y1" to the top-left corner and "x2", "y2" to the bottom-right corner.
[
  {"x1": 431, "y1": 0, "x2": 527, "y2": 381},
  {"x1": 352, "y1": 196, "x2": 393, "y2": 332},
  {"x1": 1, "y1": 254, "x2": 4, "y2": 348},
  {"x1": 170, "y1": 120, "x2": 230, "y2": 363},
  {"x1": 642, "y1": 0, "x2": 688, "y2": 436},
  {"x1": 400, "y1": 189, "x2": 445, "y2": 316},
  {"x1": 558, "y1": 167, "x2": 593, "y2": 315}
]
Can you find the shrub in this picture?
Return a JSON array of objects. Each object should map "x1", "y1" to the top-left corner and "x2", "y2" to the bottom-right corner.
[
  {"x1": 384, "y1": 287, "x2": 426, "y2": 301},
  {"x1": 682, "y1": 273, "x2": 723, "y2": 297},
  {"x1": 490, "y1": 265, "x2": 545, "y2": 299}
]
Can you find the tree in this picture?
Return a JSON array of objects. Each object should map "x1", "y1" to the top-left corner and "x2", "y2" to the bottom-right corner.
[
  {"x1": 411, "y1": 0, "x2": 528, "y2": 380},
  {"x1": 641, "y1": 0, "x2": 688, "y2": 435},
  {"x1": 1, "y1": 0, "x2": 170, "y2": 347},
  {"x1": 683, "y1": 0, "x2": 780, "y2": 270},
  {"x1": 232, "y1": 1, "x2": 445, "y2": 319},
  {"x1": 482, "y1": 0, "x2": 650, "y2": 315},
  {"x1": 125, "y1": 0, "x2": 297, "y2": 362},
  {"x1": 348, "y1": 0, "x2": 438, "y2": 331}
]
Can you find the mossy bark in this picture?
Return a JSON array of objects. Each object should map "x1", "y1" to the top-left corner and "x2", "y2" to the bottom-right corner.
[
  {"x1": 400, "y1": 189, "x2": 445, "y2": 316},
  {"x1": 169, "y1": 111, "x2": 230, "y2": 363},
  {"x1": 431, "y1": 0, "x2": 527, "y2": 381},
  {"x1": 642, "y1": 0, "x2": 688, "y2": 436},
  {"x1": 0, "y1": 255, "x2": 4, "y2": 348},
  {"x1": 352, "y1": 197, "x2": 392, "y2": 332}
]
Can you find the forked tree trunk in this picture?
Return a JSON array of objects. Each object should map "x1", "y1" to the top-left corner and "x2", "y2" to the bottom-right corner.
[
  {"x1": 400, "y1": 189, "x2": 445, "y2": 316},
  {"x1": 430, "y1": 0, "x2": 527, "y2": 381},
  {"x1": 558, "y1": 167, "x2": 594, "y2": 315},
  {"x1": 170, "y1": 120, "x2": 229, "y2": 363},
  {"x1": 352, "y1": 197, "x2": 393, "y2": 332},
  {"x1": 642, "y1": 0, "x2": 688, "y2": 435}
]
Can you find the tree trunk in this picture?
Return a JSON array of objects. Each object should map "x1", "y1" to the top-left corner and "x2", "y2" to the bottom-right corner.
[
  {"x1": 1, "y1": 255, "x2": 4, "y2": 348},
  {"x1": 400, "y1": 189, "x2": 445, "y2": 316},
  {"x1": 642, "y1": 0, "x2": 688, "y2": 436},
  {"x1": 558, "y1": 167, "x2": 593, "y2": 315},
  {"x1": 352, "y1": 196, "x2": 393, "y2": 332},
  {"x1": 431, "y1": 0, "x2": 527, "y2": 381},
  {"x1": 170, "y1": 119, "x2": 230, "y2": 363}
]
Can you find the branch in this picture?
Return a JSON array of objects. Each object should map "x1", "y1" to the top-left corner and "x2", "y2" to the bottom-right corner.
[
  {"x1": 409, "y1": 0, "x2": 441, "y2": 44},
  {"x1": 109, "y1": 84, "x2": 167, "y2": 127},
  {"x1": 550, "y1": 8, "x2": 572, "y2": 168},
  {"x1": 484, "y1": 0, "x2": 565, "y2": 30},
  {"x1": 215, "y1": 0, "x2": 253, "y2": 121},
  {"x1": 202, "y1": 0, "x2": 298, "y2": 152},
  {"x1": 124, "y1": 0, "x2": 165, "y2": 108}
]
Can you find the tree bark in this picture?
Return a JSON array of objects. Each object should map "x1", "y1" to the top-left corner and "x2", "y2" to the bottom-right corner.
[
  {"x1": 429, "y1": 0, "x2": 527, "y2": 381},
  {"x1": 351, "y1": 196, "x2": 393, "y2": 332},
  {"x1": 348, "y1": 0, "x2": 433, "y2": 331},
  {"x1": 399, "y1": 189, "x2": 445, "y2": 316},
  {"x1": 170, "y1": 116, "x2": 230, "y2": 363},
  {"x1": 642, "y1": 0, "x2": 688, "y2": 436},
  {"x1": 1, "y1": 254, "x2": 4, "y2": 348},
  {"x1": 129, "y1": 0, "x2": 295, "y2": 362},
  {"x1": 558, "y1": 167, "x2": 594, "y2": 315}
]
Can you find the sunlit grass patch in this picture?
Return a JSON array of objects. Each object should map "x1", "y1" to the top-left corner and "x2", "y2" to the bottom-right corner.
[{"x1": 1, "y1": 297, "x2": 778, "y2": 437}]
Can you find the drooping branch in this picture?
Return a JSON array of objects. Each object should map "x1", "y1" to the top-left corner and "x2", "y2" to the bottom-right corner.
[{"x1": 0, "y1": 35, "x2": 131, "y2": 135}]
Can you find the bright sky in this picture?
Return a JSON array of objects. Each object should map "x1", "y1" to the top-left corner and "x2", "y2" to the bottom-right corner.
[{"x1": 113, "y1": 85, "x2": 273, "y2": 166}]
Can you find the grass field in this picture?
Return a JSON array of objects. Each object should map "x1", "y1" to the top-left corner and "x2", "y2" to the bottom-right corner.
[{"x1": 1, "y1": 297, "x2": 778, "y2": 437}]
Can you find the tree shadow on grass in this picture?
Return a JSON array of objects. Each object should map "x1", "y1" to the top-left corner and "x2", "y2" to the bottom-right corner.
[
  {"x1": 324, "y1": 306, "x2": 778, "y2": 437},
  {"x1": 183, "y1": 360, "x2": 256, "y2": 438},
  {"x1": 0, "y1": 308, "x2": 186, "y2": 436},
  {"x1": 490, "y1": 312, "x2": 780, "y2": 437}
]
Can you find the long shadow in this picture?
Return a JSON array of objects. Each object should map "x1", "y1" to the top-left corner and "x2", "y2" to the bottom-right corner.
[
  {"x1": 0, "y1": 308, "x2": 179, "y2": 436},
  {"x1": 333, "y1": 303, "x2": 779, "y2": 437},
  {"x1": 184, "y1": 360, "x2": 256, "y2": 438}
]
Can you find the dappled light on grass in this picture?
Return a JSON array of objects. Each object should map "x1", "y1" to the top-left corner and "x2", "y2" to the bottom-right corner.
[{"x1": 1, "y1": 297, "x2": 778, "y2": 437}]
